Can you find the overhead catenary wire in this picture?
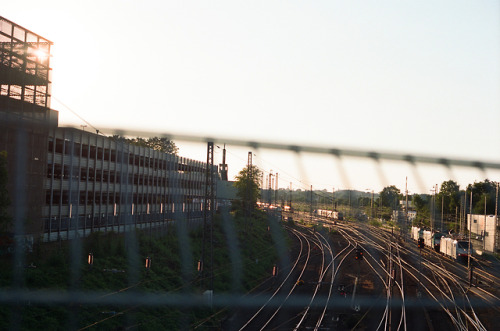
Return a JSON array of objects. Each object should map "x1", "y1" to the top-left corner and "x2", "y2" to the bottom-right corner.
[{"x1": 52, "y1": 96, "x2": 103, "y2": 135}]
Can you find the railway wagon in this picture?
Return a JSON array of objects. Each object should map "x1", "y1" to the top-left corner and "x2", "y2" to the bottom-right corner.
[
  {"x1": 440, "y1": 237, "x2": 453, "y2": 257},
  {"x1": 431, "y1": 232, "x2": 444, "y2": 252},
  {"x1": 423, "y1": 230, "x2": 444, "y2": 252},
  {"x1": 411, "y1": 226, "x2": 423, "y2": 241},
  {"x1": 439, "y1": 237, "x2": 471, "y2": 260},
  {"x1": 423, "y1": 230, "x2": 432, "y2": 247},
  {"x1": 315, "y1": 209, "x2": 343, "y2": 221}
]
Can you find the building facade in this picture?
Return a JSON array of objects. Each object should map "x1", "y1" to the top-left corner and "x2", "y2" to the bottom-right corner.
[
  {"x1": 43, "y1": 127, "x2": 215, "y2": 242},
  {"x1": 1, "y1": 16, "x2": 57, "y2": 240},
  {"x1": 0, "y1": 16, "x2": 217, "y2": 244},
  {"x1": 467, "y1": 214, "x2": 497, "y2": 253}
]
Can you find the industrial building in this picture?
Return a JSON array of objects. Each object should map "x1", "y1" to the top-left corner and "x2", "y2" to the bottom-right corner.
[
  {"x1": 0, "y1": 16, "x2": 218, "y2": 245},
  {"x1": 467, "y1": 214, "x2": 497, "y2": 253}
]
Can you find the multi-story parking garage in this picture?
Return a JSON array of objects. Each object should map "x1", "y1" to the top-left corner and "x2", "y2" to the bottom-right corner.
[
  {"x1": 0, "y1": 16, "x2": 218, "y2": 245},
  {"x1": 43, "y1": 127, "x2": 215, "y2": 242}
]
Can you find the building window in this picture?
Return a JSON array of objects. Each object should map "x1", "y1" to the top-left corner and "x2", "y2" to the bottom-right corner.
[
  {"x1": 55, "y1": 139, "x2": 63, "y2": 153},
  {"x1": 82, "y1": 144, "x2": 89, "y2": 158}
]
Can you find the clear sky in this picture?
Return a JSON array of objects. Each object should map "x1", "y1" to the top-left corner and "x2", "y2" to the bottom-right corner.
[{"x1": 4, "y1": 1, "x2": 500, "y2": 194}]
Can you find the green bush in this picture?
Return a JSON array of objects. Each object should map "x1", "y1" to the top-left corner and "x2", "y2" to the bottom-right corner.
[{"x1": 0, "y1": 210, "x2": 286, "y2": 329}]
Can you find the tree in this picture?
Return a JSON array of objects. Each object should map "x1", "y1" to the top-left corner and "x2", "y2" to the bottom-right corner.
[
  {"x1": 412, "y1": 194, "x2": 427, "y2": 211},
  {"x1": 233, "y1": 165, "x2": 262, "y2": 212},
  {"x1": 412, "y1": 194, "x2": 430, "y2": 227},
  {"x1": 0, "y1": 151, "x2": 11, "y2": 233},
  {"x1": 143, "y1": 137, "x2": 179, "y2": 154},
  {"x1": 112, "y1": 135, "x2": 178, "y2": 155},
  {"x1": 437, "y1": 180, "x2": 460, "y2": 219},
  {"x1": 466, "y1": 180, "x2": 497, "y2": 214},
  {"x1": 379, "y1": 185, "x2": 401, "y2": 209}
]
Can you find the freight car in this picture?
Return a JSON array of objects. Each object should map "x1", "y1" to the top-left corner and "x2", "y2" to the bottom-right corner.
[
  {"x1": 314, "y1": 209, "x2": 344, "y2": 221},
  {"x1": 422, "y1": 230, "x2": 445, "y2": 252},
  {"x1": 411, "y1": 226, "x2": 423, "y2": 241}
]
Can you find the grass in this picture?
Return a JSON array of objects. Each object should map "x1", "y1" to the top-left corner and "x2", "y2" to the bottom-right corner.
[{"x1": 0, "y1": 209, "x2": 287, "y2": 330}]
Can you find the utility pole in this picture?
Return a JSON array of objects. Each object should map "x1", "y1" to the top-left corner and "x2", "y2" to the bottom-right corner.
[
  {"x1": 246, "y1": 151, "x2": 253, "y2": 228},
  {"x1": 430, "y1": 186, "x2": 436, "y2": 233},
  {"x1": 332, "y1": 187, "x2": 335, "y2": 212},
  {"x1": 484, "y1": 194, "x2": 487, "y2": 251},
  {"x1": 441, "y1": 193, "x2": 444, "y2": 233},
  {"x1": 371, "y1": 190, "x2": 374, "y2": 221},
  {"x1": 468, "y1": 191, "x2": 472, "y2": 270},
  {"x1": 436, "y1": 184, "x2": 439, "y2": 231},
  {"x1": 349, "y1": 190, "x2": 351, "y2": 218},
  {"x1": 462, "y1": 191, "x2": 466, "y2": 235},
  {"x1": 202, "y1": 142, "x2": 215, "y2": 297},
  {"x1": 267, "y1": 169, "x2": 273, "y2": 207},
  {"x1": 275, "y1": 172, "x2": 278, "y2": 207},
  {"x1": 388, "y1": 242, "x2": 393, "y2": 331},
  {"x1": 495, "y1": 183, "x2": 499, "y2": 253},
  {"x1": 247, "y1": 152, "x2": 252, "y2": 179},
  {"x1": 265, "y1": 175, "x2": 269, "y2": 206},
  {"x1": 219, "y1": 144, "x2": 228, "y2": 181},
  {"x1": 310, "y1": 185, "x2": 313, "y2": 223},
  {"x1": 405, "y1": 178, "x2": 408, "y2": 242}
]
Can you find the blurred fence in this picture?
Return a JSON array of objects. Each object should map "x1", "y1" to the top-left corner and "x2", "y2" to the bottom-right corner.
[{"x1": 1, "y1": 125, "x2": 500, "y2": 330}]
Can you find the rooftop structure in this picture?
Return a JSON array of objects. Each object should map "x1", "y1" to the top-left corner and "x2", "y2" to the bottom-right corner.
[{"x1": 0, "y1": 16, "x2": 55, "y2": 125}]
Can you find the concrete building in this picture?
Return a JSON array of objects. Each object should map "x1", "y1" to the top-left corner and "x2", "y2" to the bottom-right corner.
[
  {"x1": 392, "y1": 210, "x2": 416, "y2": 224},
  {"x1": 467, "y1": 214, "x2": 497, "y2": 253},
  {"x1": 0, "y1": 16, "x2": 217, "y2": 245},
  {"x1": 43, "y1": 127, "x2": 215, "y2": 242},
  {"x1": 1, "y1": 16, "x2": 57, "y2": 241}
]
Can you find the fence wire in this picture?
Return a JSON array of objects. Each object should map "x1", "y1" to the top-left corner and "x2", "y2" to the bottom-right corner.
[{"x1": 1, "y1": 124, "x2": 499, "y2": 330}]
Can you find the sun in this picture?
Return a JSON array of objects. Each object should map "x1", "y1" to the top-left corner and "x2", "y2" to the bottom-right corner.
[{"x1": 34, "y1": 48, "x2": 48, "y2": 59}]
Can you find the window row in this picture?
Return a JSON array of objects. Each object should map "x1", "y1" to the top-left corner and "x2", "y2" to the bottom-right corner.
[
  {"x1": 48, "y1": 138, "x2": 206, "y2": 173},
  {"x1": 47, "y1": 164, "x2": 204, "y2": 189},
  {"x1": 46, "y1": 190, "x2": 202, "y2": 206}
]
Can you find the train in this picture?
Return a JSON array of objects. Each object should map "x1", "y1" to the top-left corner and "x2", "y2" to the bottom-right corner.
[
  {"x1": 411, "y1": 226, "x2": 423, "y2": 242},
  {"x1": 439, "y1": 237, "x2": 471, "y2": 260},
  {"x1": 411, "y1": 226, "x2": 444, "y2": 252},
  {"x1": 411, "y1": 226, "x2": 471, "y2": 260},
  {"x1": 314, "y1": 209, "x2": 344, "y2": 221},
  {"x1": 423, "y1": 230, "x2": 445, "y2": 252}
]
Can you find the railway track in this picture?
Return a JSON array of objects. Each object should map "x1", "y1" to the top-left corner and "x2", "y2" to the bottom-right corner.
[
  {"x1": 349, "y1": 222, "x2": 498, "y2": 330},
  {"x1": 227, "y1": 215, "x2": 498, "y2": 330}
]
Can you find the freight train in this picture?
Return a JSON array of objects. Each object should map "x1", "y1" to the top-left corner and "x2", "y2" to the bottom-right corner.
[
  {"x1": 411, "y1": 226, "x2": 471, "y2": 260},
  {"x1": 439, "y1": 237, "x2": 471, "y2": 261},
  {"x1": 314, "y1": 209, "x2": 344, "y2": 221},
  {"x1": 423, "y1": 230, "x2": 445, "y2": 252}
]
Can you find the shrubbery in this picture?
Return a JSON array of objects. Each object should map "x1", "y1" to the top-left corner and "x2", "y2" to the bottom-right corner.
[{"x1": 0, "y1": 210, "x2": 285, "y2": 329}]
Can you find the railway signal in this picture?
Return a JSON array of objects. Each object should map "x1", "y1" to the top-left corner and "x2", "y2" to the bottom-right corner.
[
  {"x1": 418, "y1": 238, "x2": 424, "y2": 249},
  {"x1": 87, "y1": 253, "x2": 93, "y2": 266},
  {"x1": 355, "y1": 248, "x2": 363, "y2": 260}
]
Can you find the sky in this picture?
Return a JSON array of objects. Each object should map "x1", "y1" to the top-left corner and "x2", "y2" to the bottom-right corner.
[{"x1": 3, "y1": 1, "x2": 500, "y2": 194}]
